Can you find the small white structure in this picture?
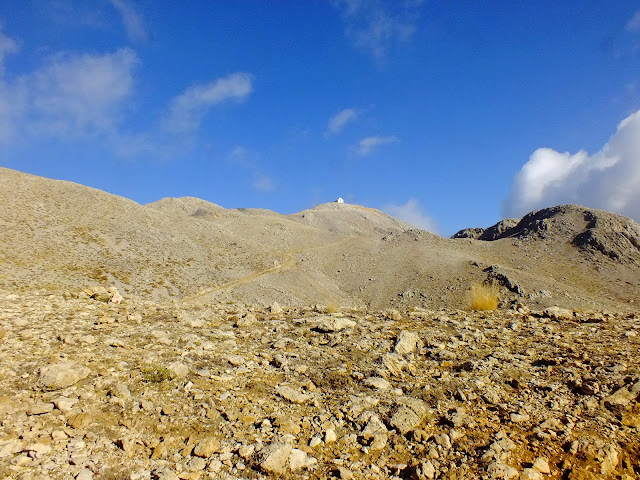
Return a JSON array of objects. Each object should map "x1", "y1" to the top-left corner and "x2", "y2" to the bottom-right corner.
[{"x1": 336, "y1": 197, "x2": 344, "y2": 204}]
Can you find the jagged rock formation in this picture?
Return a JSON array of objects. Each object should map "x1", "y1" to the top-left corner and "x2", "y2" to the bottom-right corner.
[{"x1": 453, "y1": 205, "x2": 640, "y2": 266}]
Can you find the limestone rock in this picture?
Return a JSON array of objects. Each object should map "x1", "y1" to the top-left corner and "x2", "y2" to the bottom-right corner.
[
  {"x1": 276, "y1": 385, "x2": 311, "y2": 404},
  {"x1": 313, "y1": 316, "x2": 356, "y2": 332},
  {"x1": 289, "y1": 448, "x2": 317, "y2": 471},
  {"x1": 167, "y1": 361, "x2": 189, "y2": 379},
  {"x1": 389, "y1": 397, "x2": 431, "y2": 435},
  {"x1": 193, "y1": 437, "x2": 220, "y2": 458},
  {"x1": 257, "y1": 442, "x2": 292, "y2": 475},
  {"x1": 543, "y1": 306, "x2": 574, "y2": 320},
  {"x1": 392, "y1": 330, "x2": 423, "y2": 355},
  {"x1": 363, "y1": 377, "x2": 391, "y2": 390},
  {"x1": 38, "y1": 360, "x2": 91, "y2": 390},
  {"x1": 269, "y1": 302, "x2": 283, "y2": 314}
]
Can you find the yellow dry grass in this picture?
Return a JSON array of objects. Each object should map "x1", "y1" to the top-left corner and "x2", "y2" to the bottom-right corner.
[{"x1": 469, "y1": 282, "x2": 500, "y2": 311}]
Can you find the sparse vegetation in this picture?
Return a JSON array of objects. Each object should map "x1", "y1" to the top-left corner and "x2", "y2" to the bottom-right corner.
[
  {"x1": 469, "y1": 282, "x2": 500, "y2": 311},
  {"x1": 326, "y1": 300, "x2": 339, "y2": 314},
  {"x1": 140, "y1": 364, "x2": 175, "y2": 382}
]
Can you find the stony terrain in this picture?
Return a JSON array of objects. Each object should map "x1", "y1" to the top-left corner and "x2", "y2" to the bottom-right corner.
[
  {"x1": 1, "y1": 288, "x2": 639, "y2": 479},
  {"x1": 1, "y1": 167, "x2": 640, "y2": 479}
]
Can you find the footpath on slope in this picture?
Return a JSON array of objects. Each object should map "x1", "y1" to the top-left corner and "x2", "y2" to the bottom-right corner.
[{"x1": 180, "y1": 237, "x2": 355, "y2": 304}]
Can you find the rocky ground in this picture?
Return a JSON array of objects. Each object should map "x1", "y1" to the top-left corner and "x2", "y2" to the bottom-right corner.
[{"x1": 1, "y1": 287, "x2": 639, "y2": 480}]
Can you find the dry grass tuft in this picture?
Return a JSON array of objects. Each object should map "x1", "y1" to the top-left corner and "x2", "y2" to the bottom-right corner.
[
  {"x1": 469, "y1": 282, "x2": 500, "y2": 311},
  {"x1": 326, "y1": 300, "x2": 339, "y2": 314}
]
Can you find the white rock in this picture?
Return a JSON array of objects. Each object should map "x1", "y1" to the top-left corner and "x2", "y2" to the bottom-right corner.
[
  {"x1": 257, "y1": 442, "x2": 292, "y2": 475},
  {"x1": 362, "y1": 414, "x2": 388, "y2": 439},
  {"x1": 309, "y1": 437, "x2": 322, "y2": 448},
  {"x1": 289, "y1": 448, "x2": 316, "y2": 471},
  {"x1": 53, "y1": 396, "x2": 78, "y2": 412},
  {"x1": 363, "y1": 377, "x2": 391, "y2": 390},
  {"x1": 324, "y1": 428, "x2": 337, "y2": 444},
  {"x1": 421, "y1": 460, "x2": 436, "y2": 479},
  {"x1": 390, "y1": 397, "x2": 431, "y2": 435},
  {"x1": 435, "y1": 433, "x2": 451, "y2": 450},
  {"x1": 393, "y1": 330, "x2": 423, "y2": 355},
  {"x1": 25, "y1": 442, "x2": 51, "y2": 458},
  {"x1": 276, "y1": 385, "x2": 311, "y2": 404},
  {"x1": 510, "y1": 412, "x2": 530, "y2": 423},
  {"x1": 193, "y1": 437, "x2": 220, "y2": 458},
  {"x1": 76, "y1": 470, "x2": 94, "y2": 480},
  {"x1": 600, "y1": 444, "x2": 619, "y2": 475},
  {"x1": 314, "y1": 316, "x2": 356, "y2": 332},
  {"x1": 543, "y1": 306, "x2": 573, "y2": 320},
  {"x1": 487, "y1": 461, "x2": 519, "y2": 480},
  {"x1": 39, "y1": 360, "x2": 91, "y2": 390},
  {"x1": 532, "y1": 457, "x2": 550, "y2": 474},
  {"x1": 520, "y1": 468, "x2": 543, "y2": 480},
  {"x1": 269, "y1": 302, "x2": 283, "y2": 314},
  {"x1": 167, "y1": 361, "x2": 189, "y2": 379}
]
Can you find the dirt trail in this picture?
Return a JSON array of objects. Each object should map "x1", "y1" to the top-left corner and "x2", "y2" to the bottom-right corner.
[{"x1": 180, "y1": 236, "x2": 354, "y2": 303}]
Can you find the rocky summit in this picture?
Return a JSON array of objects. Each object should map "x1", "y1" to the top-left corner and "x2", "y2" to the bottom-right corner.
[{"x1": 1, "y1": 167, "x2": 640, "y2": 479}]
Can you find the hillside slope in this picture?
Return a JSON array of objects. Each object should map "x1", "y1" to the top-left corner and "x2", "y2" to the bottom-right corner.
[{"x1": 1, "y1": 167, "x2": 639, "y2": 311}]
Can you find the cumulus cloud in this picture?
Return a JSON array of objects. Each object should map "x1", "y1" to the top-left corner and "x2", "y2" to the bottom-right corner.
[
  {"x1": 327, "y1": 108, "x2": 358, "y2": 134},
  {"x1": 383, "y1": 198, "x2": 437, "y2": 232},
  {"x1": 109, "y1": 0, "x2": 148, "y2": 43},
  {"x1": 164, "y1": 73, "x2": 253, "y2": 132},
  {"x1": 357, "y1": 135, "x2": 398, "y2": 156},
  {"x1": 332, "y1": 0, "x2": 423, "y2": 58},
  {"x1": 503, "y1": 109, "x2": 640, "y2": 222},
  {"x1": 0, "y1": 47, "x2": 138, "y2": 142}
]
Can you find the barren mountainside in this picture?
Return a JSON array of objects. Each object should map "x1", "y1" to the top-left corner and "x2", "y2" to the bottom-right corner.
[
  {"x1": 2, "y1": 167, "x2": 640, "y2": 480},
  {"x1": 1, "y1": 167, "x2": 640, "y2": 311}
]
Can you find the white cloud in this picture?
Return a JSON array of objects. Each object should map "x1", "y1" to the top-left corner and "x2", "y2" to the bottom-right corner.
[
  {"x1": 332, "y1": 0, "x2": 423, "y2": 58},
  {"x1": 503, "y1": 109, "x2": 640, "y2": 222},
  {"x1": 0, "y1": 24, "x2": 18, "y2": 72},
  {"x1": 627, "y1": 11, "x2": 640, "y2": 32},
  {"x1": 252, "y1": 174, "x2": 276, "y2": 192},
  {"x1": 327, "y1": 108, "x2": 358, "y2": 134},
  {"x1": 0, "y1": 47, "x2": 137, "y2": 142},
  {"x1": 109, "y1": 0, "x2": 148, "y2": 43},
  {"x1": 164, "y1": 73, "x2": 253, "y2": 132},
  {"x1": 227, "y1": 145, "x2": 277, "y2": 193},
  {"x1": 383, "y1": 198, "x2": 437, "y2": 232},
  {"x1": 357, "y1": 135, "x2": 399, "y2": 156}
]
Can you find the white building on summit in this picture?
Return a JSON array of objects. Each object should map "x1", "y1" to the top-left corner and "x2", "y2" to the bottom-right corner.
[{"x1": 336, "y1": 197, "x2": 344, "y2": 204}]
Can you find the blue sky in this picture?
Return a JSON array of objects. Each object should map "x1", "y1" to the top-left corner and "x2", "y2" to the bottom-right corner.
[{"x1": 1, "y1": 1, "x2": 639, "y2": 236}]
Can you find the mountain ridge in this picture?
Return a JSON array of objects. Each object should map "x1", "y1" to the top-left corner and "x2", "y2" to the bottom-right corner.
[{"x1": 2, "y1": 167, "x2": 639, "y2": 311}]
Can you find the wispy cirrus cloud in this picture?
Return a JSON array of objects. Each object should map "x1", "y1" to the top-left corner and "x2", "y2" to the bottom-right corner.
[
  {"x1": 109, "y1": 0, "x2": 148, "y2": 44},
  {"x1": 383, "y1": 198, "x2": 437, "y2": 233},
  {"x1": 332, "y1": 0, "x2": 424, "y2": 59},
  {"x1": 503, "y1": 109, "x2": 640, "y2": 223},
  {"x1": 163, "y1": 73, "x2": 253, "y2": 133},
  {"x1": 327, "y1": 108, "x2": 358, "y2": 135},
  {"x1": 357, "y1": 135, "x2": 399, "y2": 156},
  {"x1": 229, "y1": 146, "x2": 277, "y2": 193},
  {"x1": 627, "y1": 11, "x2": 640, "y2": 32},
  {"x1": 0, "y1": 24, "x2": 18, "y2": 72}
]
